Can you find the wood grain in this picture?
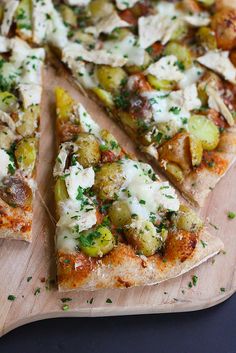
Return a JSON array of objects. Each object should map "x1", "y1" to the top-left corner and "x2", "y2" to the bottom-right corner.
[{"x1": 0, "y1": 62, "x2": 235, "y2": 337}]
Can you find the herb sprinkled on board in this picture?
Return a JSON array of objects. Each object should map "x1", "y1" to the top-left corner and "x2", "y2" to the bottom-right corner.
[
  {"x1": 7, "y1": 295, "x2": 16, "y2": 301},
  {"x1": 27, "y1": 276, "x2": 32, "y2": 282},
  {"x1": 62, "y1": 304, "x2": 69, "y2": 311},
  {"x1": 106, "y1": 298, "x2": 112, "y2": 304},
  {"x1": 34, "y1": 287, "x2": 41, "y2": 296},
  {"x1": 192, "y1": 275, "x2": 198, "y2": 286},
  {"x1": 220, "y1": 287, "x2": 226, "y2": 292},
  {"x1": 227, "y1": 211, "x2": 236, "y2": 219},
  {"x1": 61, "y1": 298, "x2": 72, "y2": 303}
]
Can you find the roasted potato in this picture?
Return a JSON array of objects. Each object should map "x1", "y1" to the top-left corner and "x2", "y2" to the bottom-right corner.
[
  {"x1": 100, "y1": 129, "x2": 121, "y2": 156},
  {"x1": 94, "y1": 162, "x2": 124, "y2": 200},
  {"x1": 164, "y1": 42, "x2": 193, "y2": 69},
  {"x1": 189, "y1": 135, "x2": 203, "y2": 166},
  {"x1": 196, "y1": 27, "x2": 217, "y2": 50},
  {"x1": 172, "y1": 205, "x2": 204, "y2": 232},
  {"x1": 59, "y1": 4, "x2": 77, "y2": 27},
  {"x1": 75, "y1": 133, "x2": 101, "y2": 167},
  {"x1": 147, "y1": 75, "x2": 176, "y2": 91},
  {"x1": 188, "y1": 115, "x2": 220, "y2": 151},
  {"x1": 92, "y1": 87, "x2": 114, "y2": 109},
  {"x1": 55, "y1": 87, "x2": 75, "y2": 121},
  {"x1": 125, "y1": 219, "x2": 163, "y2": 256},
  {"x1": 15, "y1": 137, "x2": 37, "y2": 176},
  {"x1": 89, "y1": 0, "x2": 114, "y2": 20},
  {"x1": 55, "y1": 178, "x2": 69, "y2": 203},
  {"x1": 79, "y1": 226, "x2": 115, "y2": 257},
  {"x1": 0, "y1": 176, "x2": 32, "y2": 209},
  {"x1": 158, "y1": 133, "x2": 192, "y2": 173},
  {"x1": 108, "y1": 200, "x2": 131, "y2": 226},
  {"x1": 71, "y1": 30, "x2": 96, "y2": 47},
  {"x1": 212, "y1": 8, "x2": 236, "y2": 50},
  {"x1": 165, "y1": 162, "x2": 184, "y2": 183},
  {"x1": 96, "y1": 66, "x2": 127, "y2": 93}
]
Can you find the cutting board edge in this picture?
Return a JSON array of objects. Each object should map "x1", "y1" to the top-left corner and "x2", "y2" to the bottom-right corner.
[{"x1": 2, "y1": 289, "x2": 235, "y2": 337}]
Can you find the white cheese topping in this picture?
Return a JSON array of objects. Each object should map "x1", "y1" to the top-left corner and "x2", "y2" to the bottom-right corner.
[
  {"x1": 142, "y1": 84, "x2": 201, "y2": 130},
  {"x1": 63, "y1": 41, "x2": 127, "y2": 67},
  {"x1": 63, "y1": 56, "x2": 97, "y2": 89},
  {"x1": 18, "y1": 84, "x2": 42, "y2": 108},
  {"x1": 0, "y1": 36, "x2": 10, "y2": 53},
  {"x1": 86, "y1": 11, "x2": 130, "y2": 36},
  {"x1": 119, "y1": 159, "x2": 180, "y2": 220},
  {"x1": 116, "y1": 0, "x2": 139, "y2": 10},
  {"x1": 0, "y1": 149, "x2": 11, "y2": 181},
  {"x1": 65, "y1": 162, "x2": 95, "y2": 201},
  {"x1": 184, "y1": 12, "x2": 210, "y2": 27},
  {"x1": 138, "y1": 14, "x2": 181, "y2": 49},
  {"x1": 32, "y1": 0, "x2": 68, "y2": 48},
  {"x1": 1, "y1": 0, "x2": 19, "y2": 36},
  {"x1": 197, "y1": 51, "x2": 236, "y2": 84},
  {"x1": 73, "y1": 104, "x2": 101, "y2": 137},
  {"x1": 179, "y1": 66, "x2": 204, "y2": 89},
  {"x1": 57, "y1": 199, "x2": 97, "y2": 232},
  {"x1": 104, "y1": 34, "x2": 145, "y2": 67},
  {"x1": 145, "y1": 55, "x2": 184, "y2": 82}
]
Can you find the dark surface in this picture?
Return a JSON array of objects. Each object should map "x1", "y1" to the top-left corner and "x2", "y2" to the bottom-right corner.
[{"x1": 1, "y1": 294, "x2": 236, "y2": 353}]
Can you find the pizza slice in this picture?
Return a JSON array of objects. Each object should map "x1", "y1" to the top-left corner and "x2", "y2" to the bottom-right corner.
[
  {"x1": 53, "y1": 88, "x2": 223, "y2": 291},
  {"x1": 16, "y1": 0, "x2": 234, "y2": 207},
  {"x1": 0, "y1": 35, "x2": 45, "y2": 241}
]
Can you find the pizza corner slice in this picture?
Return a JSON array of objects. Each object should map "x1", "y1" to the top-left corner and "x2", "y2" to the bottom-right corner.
[
  {"x1": 0, "y1": 35, "x2": 45, "y2": 241},
  {"x1": 29, "y1": 0, "x2": 234, "y2": 208},
  {"x1": 53, "y1": 87, "x2": 223, "y2": 291}
]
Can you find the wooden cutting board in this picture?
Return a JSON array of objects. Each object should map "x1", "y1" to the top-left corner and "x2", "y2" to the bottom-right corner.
[{"x1": 0, "y1": 62, "x2": 236, "y2": 337}]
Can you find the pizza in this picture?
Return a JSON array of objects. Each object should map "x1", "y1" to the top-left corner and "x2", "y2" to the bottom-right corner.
[
  {"x1": 2, "y1": 1, "x2": 236, "y2": 206},
  {"x1": 0, "y1": 0, "x2": 226, "y2": 291},
  {"x1": 53, "y1": 87, "x2": 223, "y2": 291},
  {"x1": 0, "y1": 34, "x2": 45, "y2": 240}
]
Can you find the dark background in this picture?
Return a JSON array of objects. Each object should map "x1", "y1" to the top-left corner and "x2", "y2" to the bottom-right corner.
[{"x1": 1, "y1": 294, "x2": 236, "y2": 353}]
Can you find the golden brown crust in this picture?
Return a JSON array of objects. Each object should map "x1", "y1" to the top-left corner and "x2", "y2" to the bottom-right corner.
[
  {"x1": 57, "y1": 229, "x2": 223, "y2": 291},
  {"x1": 0, "y1": 198, "x2": 32, "y2": 241}
]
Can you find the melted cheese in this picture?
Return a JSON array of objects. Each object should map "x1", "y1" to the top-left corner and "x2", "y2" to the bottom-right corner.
[
  {"x1": 0, "y1": 149, "x2": 11, "y2": 181},
  {"x1": 63, "y1": 56, "x2": 97, "y2": 89},
  {"x1": 0, "y1": 36, "x2": 10, "y2": 53},
  {"x1": 207, "y1": 87, "x2": 234, "y2": 126},
  {"x1": 65, "y1": 162, "x2": 95, "y2": 200},
  {"x1": 1, "y1": 0, "x2": 19, "y2": 36},
  {"x1": 179, "y1": 66, "x2": 204, "y2": 89},
  {"x1": 197, "y1": 51, "x2": 236, "y2": 84},
  {"x1": 32, "y1": 0, "x2": 68, "y2": 48},
  {"x1": 0, "y1": 110, "x2": 16, "y2": 131},
  {"x1": 18, "y1": 84, "x2": 42, "y2": 108},
  {"x1": 86, "y1": 11, "x2": 130, "y2": 36},
  {"x1": 138, "y1": 14, "x2": 180, "y2": 49},
  {"x1": 145, "y1": 55, "x2": 184, "y2": 82},
  {"x1": 116, "y1": 0, "x2": 139, "y2": 10},
  {"x1": 74, "y1": 104, "x2": 101, "y2": 137},
  {"x1": 184, "y1": 12, "x2": 210, "y2": 27},
  {"x1": 119, "y1": 159, "x2": 180, "y2": 220},
  {"x1": 63, "y1": 41, "x2": 127, "y2": 67},
  {"x1": 104, "y1": 34, "x2": 145, "y2": 66},
  {"x1": 142, "y1": 84, "x2": 201, "y2": 130}
]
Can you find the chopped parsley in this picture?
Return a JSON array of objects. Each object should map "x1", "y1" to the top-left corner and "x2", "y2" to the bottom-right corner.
[
  {"x1": 220, "y1": 287, "x2": 226, "y2": 292},
  {"x1": 200, "y1": 240, "x2": 207, "y2": 248},
  {"x1": 27, "y1": 276, "x2": 32, "y2": 282},
  {"x1": 169, "y1": 106, "x2": 181, "y2": 115},
  {"x1": 34, "y1": 287, "x2": 41, "y2": 296},
  {"x1": 227, "y1": 211, "x2": 236, "y2": 219},
  {"x1": 7, "y1": 295, "x2": 16, "y2": 301},
  {"x1": 61, "y1": 297, "x2": 72, "y2": 303},
  {"x1": 192, "y1": 275, "x2": 198, "y2": 286},
  {"x1": 106, "y1": 298, "x2": 112, "y2": 304},
  {"x1": 62, "y1": 304, "x2": 69, "y2": 311}
]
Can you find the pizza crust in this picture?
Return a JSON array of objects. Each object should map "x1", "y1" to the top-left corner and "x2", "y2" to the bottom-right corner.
[
  {"x1": 0, "y1": 198, "x2": 32, "y2": 241},
  {"x1": 57, "y1": 229, "x2": 223, "y2": 291}
]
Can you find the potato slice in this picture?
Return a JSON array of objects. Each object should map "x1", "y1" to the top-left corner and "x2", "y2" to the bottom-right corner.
[
  {"x1": 0, "y1": 92, "x2": 18, "y2": 113},
  {"x1": 166, "y1": 162, "x2": 184, "y2": 183},
  {"x1": 147, "y1": 75, "x2": 175, "y2": 91},
  {"x1": 92, "y1": 87, "x2": 114, "y2": 109},
  {"x1": 79, "y1": 226, "x2": 115, "y2": 257},
  {"x1": 188, "y1": 115, "x2": 220, "y2": 151},
  {"x1": 55, "y1": 178, "x2": 69, "y2": 203},
  {"x1": 96, "y1": 66, "x2": 127, "y2": 93},
  {"x1": 189, "y1": 135, "x2": 203, "y2": 166},
  {"x1": 164, "y1": 42, "x2": 193, "y2": 69},
  {"x1": 173, "y1": 205, "x2": 204, "y2": 232},
  {"x1": 15, "y1": 137, "x2": 37, "y2": 176},
  {"x1": 55, "y1": 87, "x2": 75, "y2": 121}
]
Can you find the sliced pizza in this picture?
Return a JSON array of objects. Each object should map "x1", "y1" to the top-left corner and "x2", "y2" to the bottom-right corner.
[
  {"x1": 7, "y1": 0, "x2": 234, "y2": 207},
  {"x1": 0, "y1": 35, "x2": 45, "y2": 241},
  {"x1": 53, "y1": 88, "x2": 223, "y2": 291}
]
